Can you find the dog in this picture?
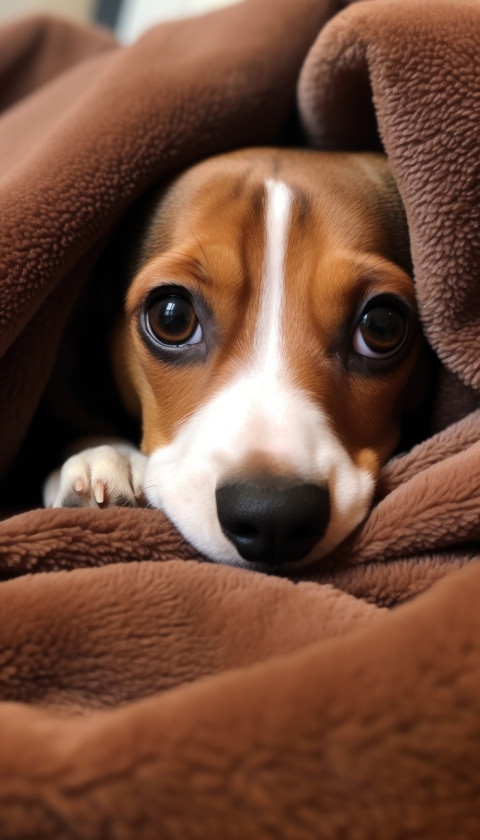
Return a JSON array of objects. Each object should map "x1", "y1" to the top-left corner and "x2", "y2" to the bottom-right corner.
[{"x1": 43, "y1": 147, "x2": 429, "y2": 570}]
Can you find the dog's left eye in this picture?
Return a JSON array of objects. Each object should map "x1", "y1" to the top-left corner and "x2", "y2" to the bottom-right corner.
[
  {"x1": 353, "y1": 299, "x2": 408, "y2": 358},
  {"x1": 147, "y1": 294, "x2": 203, "y2": 346}
]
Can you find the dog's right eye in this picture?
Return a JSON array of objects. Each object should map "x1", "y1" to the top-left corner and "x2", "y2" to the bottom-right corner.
[{"x1": 146, "y1": 294, "x2": 202, "y2": 346}]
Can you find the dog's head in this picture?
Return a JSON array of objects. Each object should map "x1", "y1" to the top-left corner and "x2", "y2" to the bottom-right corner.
[{"x1": 113, "y1": 148, "x2": 427, "y2": 570}]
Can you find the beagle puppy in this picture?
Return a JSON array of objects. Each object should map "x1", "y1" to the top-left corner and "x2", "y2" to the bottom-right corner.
[{"x1": 44, "y1": 148, "x2": 428, "y2": 570}]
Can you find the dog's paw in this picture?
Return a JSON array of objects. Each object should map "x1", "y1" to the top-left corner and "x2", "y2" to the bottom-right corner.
[{"x1": 43, "y1": 443, "x2": 148, "y2": 509}]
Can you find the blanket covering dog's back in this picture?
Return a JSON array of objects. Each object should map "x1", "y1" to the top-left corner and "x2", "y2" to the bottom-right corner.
[{"x1": 1, "y1": 0, "x2": 480, "y2": 837}]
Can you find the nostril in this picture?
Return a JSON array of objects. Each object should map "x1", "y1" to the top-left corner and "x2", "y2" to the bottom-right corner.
[
  {"x1": 231, "y1": 522, "x2": 257, "y2": 539},
  {"x1": 216, "y1": 477, "x2": 330, "y2": 566}
]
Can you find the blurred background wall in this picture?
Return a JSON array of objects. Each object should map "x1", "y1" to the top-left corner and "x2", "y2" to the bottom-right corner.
[
  {"x1": 0, "y1": 0, "x2": 95, "y2": 24},
  {"x1": 0, "y1": 0, "x2": 239, "y2": 42}
]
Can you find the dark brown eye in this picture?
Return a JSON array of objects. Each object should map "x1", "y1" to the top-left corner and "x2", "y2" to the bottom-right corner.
[
  {"x1": 353, "y1": 302, "x2": 407, "y2": 358},
  {"x1": 147, "y1": 294, "x2": 202, "y2": 346}
]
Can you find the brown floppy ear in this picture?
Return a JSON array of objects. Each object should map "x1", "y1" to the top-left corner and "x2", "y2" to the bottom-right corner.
[
  {"x1": 396, "y1": 339, "x2": 437, "y2": 454},
  {"x1": 110, "y1": 315, "x2": 143, "y2": 421},
  {"x1": 357, "y1": 153, "x2": 413, "y2": 276},
  {"x1": 382, "y1": 175, "x2": 413, "y2": 277}
]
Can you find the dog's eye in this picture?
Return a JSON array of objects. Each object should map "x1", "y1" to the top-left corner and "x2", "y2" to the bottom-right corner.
[
  {"x1": 147, "y1": 294, "x2": 202, "y2": 346},
  {"x1": 353, "y1": 300, "x2": 407, "y2": 358}
]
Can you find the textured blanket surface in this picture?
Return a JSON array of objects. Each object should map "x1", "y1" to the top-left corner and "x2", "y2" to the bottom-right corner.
[{"x1": 1, "y1": 0, "x2": 480, "y2": 836}]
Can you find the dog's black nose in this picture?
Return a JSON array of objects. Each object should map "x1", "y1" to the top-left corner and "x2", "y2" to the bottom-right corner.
[{"x1": 216, "y1": 476, "x2": 330, "y2": 566}]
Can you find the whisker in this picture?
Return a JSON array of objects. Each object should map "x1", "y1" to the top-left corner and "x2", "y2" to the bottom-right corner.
[{"x1": 141, "y1": 482, "x2": 162, "y2": 492}]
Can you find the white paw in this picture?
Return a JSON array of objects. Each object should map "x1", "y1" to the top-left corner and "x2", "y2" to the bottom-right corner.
[{"x1": 43, "y1": 443, "x2": 147, "y2": 509}]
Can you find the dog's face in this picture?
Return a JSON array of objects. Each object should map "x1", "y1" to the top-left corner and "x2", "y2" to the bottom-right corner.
[{"x1": 114, "y1": 148, "x2": 424, "y2": 570}]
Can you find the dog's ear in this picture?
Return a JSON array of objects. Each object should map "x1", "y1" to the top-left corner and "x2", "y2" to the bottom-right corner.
[
  {"x1": 109, "y1": 315, "x2": 143, "y2": 421},
  {"x1": 357, "y1": 154, "x2": 413, "y2": 276},
  {"x1": 397, "y1": 339, "x2": 437, "y2": 453},
  {"x1": 382, "y1": 174, "x2": 412, "y2": 276}
]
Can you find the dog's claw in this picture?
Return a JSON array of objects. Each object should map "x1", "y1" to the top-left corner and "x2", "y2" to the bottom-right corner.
[
  {"x1": 74, "y1": 477, "x2": 86, "y2": 494},
  {"x1": 94, "y1": 480, "x2": 105, "y2": 505}
]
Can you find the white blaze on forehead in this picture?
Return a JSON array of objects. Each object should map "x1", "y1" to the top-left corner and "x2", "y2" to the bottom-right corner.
[{"x1": 255, "y1": 178, "x2": 293, "y2": 374}]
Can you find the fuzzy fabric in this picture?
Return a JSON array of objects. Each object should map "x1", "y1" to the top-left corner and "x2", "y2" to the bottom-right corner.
[{"x1": 1, "y1": 1, "x2": 480, "y2": 837}]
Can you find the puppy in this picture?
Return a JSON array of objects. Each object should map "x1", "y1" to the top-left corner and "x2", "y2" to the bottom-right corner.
[{"x1": 44, "y1": 148, "x2": 428, "y2": 570}]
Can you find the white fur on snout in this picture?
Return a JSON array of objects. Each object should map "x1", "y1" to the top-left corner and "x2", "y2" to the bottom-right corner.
[{"x1": 144, "y1": 375, "x2": 374, "y2": 565}]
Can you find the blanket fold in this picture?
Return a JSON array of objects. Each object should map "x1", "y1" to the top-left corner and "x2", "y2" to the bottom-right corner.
[
  {"x1": 2, "y1": 562, "x2": 480, "y2": 838},
  {"x1": 1, "y1": 0, "x2": 480, "y2": 836}
]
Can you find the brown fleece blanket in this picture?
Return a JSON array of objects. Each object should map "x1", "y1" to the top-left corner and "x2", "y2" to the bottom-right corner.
[{"x1": 1, "y1": 1, "x2": 480, "y2": 836}]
